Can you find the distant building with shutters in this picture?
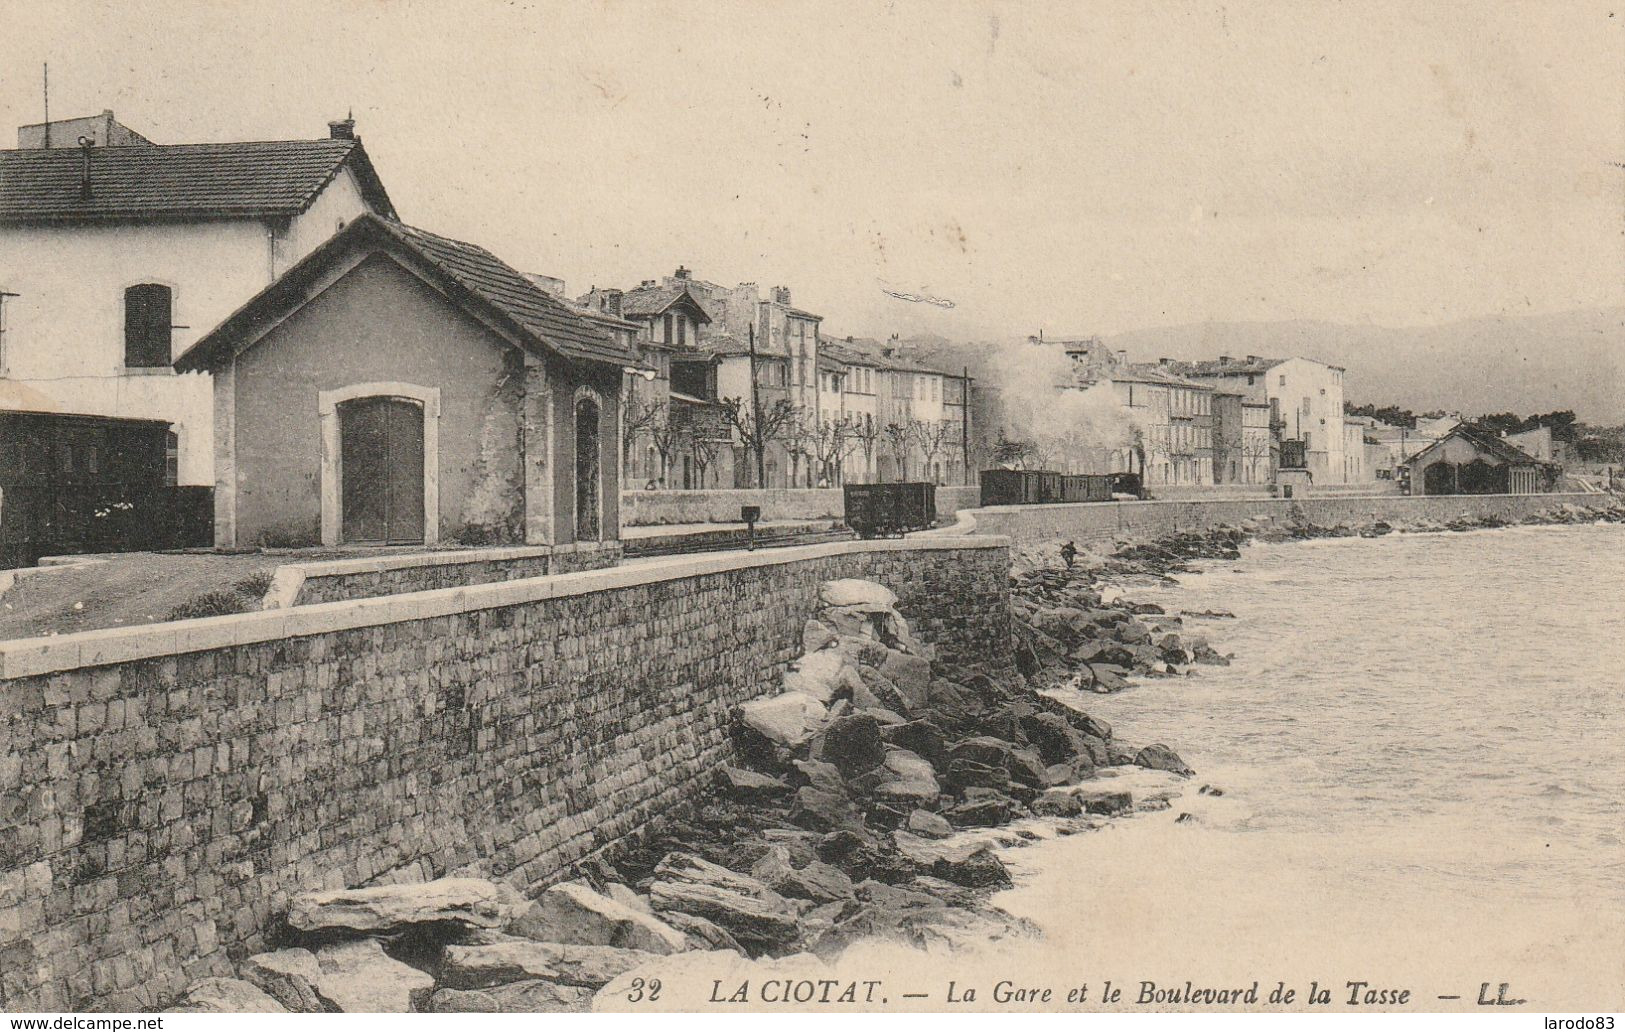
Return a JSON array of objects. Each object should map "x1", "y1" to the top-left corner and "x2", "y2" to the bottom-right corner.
[
  {"x1": 0, "y1": 112, "x2": 394, "y2": 486},
  {"x1": 177, "y1": 214, "x2": 630, "y2": 550}
]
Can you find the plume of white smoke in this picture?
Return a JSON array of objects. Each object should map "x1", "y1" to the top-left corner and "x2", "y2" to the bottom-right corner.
[{"x1": 988, "y1": 339, "x2": 1143, "y2": 473}]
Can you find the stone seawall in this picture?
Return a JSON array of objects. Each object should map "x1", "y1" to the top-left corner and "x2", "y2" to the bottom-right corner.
[
  {"x1": 622, "y1": 485, "x2": 982, "y2": 526},
  {"x1": 963, "y1": 492, "x2": 1604, "y2": 548},
  {"x1": 269, "y1": 541, "x2": 624, "y2": 608},
  {"x1": 0, "y1": 537, "x2": 1008, "y2": 1011}
]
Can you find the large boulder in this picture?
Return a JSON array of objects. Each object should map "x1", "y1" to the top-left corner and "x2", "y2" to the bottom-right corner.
[
  {"x1": 287, "y1": 877, "x2": 515, "y2": 933},
  {"x1": 311, "y1": 938, "x2": 436, "y2": 1012},
  {"x1": 906, "y1": 809, "x2": 953, "y2": 839},
  {"x1": 891, "y1": 833, "x2": 1013, "y2": 888},
  {"x1": 1031, "y1": 788, "x2": 1084, "y2": 817},
  {"x1": 646, "y1": 853, "x2": 803, "y2": 950},
  {"x1": 947, "y1": 736, "x2": 1018, "y2": 769},
  {"x1": 426, "y1": 980, "x2": 594, "y2": 1013},
  {"x1": 441, "y1": 942, "x2": 658, "y2": 990},
  {"x1": 945, "y1": 792, "x2": 1016, "y2": 828},
  {"x1": 1076, "y1": 787, "x2": 1133, "y2": 815},
  {"x1": 820, "y1": 579, "x2": 897, "y2": 610},
  {"x1": 873, "y1": 748, "x2": 941, "y2": 805},
  {"x1": 173, "y1": 978, "x2": 286, "y2": 1013},
  {"x1": 240, "y1": 948, "x2": 326, "y2": 1013},
  {"x1": 789, "y1": 785, "x2": 861, "y2": 832},
  {"x1": 749, "y1": 846, "x2": 856, "y2": 903},
  {"x1": 716, "y1": 765, "x2": 792, "y2": 803},
  {"x1": 513, "y1": 881, "x2": 688, "y2": 955},
  {"x1": 659, "y1": 910, "x2": 745, "y2": 953},
  {"x1": 738, "y1": 692, "x2": 827, "y2": 746},
  {"x1": 1021, "y1": 712, "x2": 1090, "y2": 766},
  {"x1": 813, "y1": 713, "x2": 887, "y2": 776},
  {"x1": 1134, "y1": 743, "x2": 1194, "y2": 776},
  {"x1": 879, "y1": 650, "x2": 932, "y2": 711},
  {"x1": 783, "y1": 650, "x2": 862, "y2": 704},
  {"x1": 879, "y1": 719, "x2": 947, "y2": 766},
  {"x1": 802, "y1": 618, "x2": 838, "y2": 653}
]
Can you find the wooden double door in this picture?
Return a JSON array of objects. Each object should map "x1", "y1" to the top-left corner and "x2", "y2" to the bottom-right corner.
[{"x1": 340, "y1": 397, "x2": 425, "y2": 544}]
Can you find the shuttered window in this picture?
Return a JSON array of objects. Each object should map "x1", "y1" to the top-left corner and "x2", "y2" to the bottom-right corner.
[{"x1": 124, "y1": 284, "x2": 173, "y2": 368}]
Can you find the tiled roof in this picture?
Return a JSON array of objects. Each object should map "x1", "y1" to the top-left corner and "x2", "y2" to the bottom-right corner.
[
  {"x1": 1164, "y1": 357, "x2": 1284, "y2": 377},
  {"x1": 386, "y1": 221, "x2": 628, "y2": 365},
  {"x1": 0, "y1": 139, "x2": 395, "y2": 222},
  {"x1": 615, "y1": 285, "x2": 712, "y2": 322},
  {"x1": 1106, "y1": 364, "x2": 1212, "y2": 389},
  {"x1": 177, "y1": 214, "x2": 630, "y2": 371}
]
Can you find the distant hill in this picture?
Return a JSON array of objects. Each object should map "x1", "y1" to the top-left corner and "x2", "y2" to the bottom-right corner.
[{"x1": 1099, "y1": 309, "x2": 1625, "y2": 423}]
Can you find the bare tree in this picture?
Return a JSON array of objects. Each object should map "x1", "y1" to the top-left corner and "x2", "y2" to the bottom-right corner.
[
  {"x1": 908, "y1": 419, "x2": 953, "y2": 484},
  {"x1": 810, "y1": 417, "x2": 854, "y2": 486},
  {"x1": 688, "y1": 429, "x2": 727, "y2": 489},
  {"x1": 721, "y1": 395, "x2": 798, "y2": 488},
  {"x1": 883, "y1": 422, "x2": 914, "y2": 481},
  {"x1": 779, "y1": 409, "x2": 818, "y2": 488},
  {"x1": 649, "y1": 411, "x2": 679, "y2": 487},
  {"x1": 849, "y1": 415, "x2": 881, "y2": 482},
  {"x1": 621, "y1": 393, "x2": 665, "y2": 487}
]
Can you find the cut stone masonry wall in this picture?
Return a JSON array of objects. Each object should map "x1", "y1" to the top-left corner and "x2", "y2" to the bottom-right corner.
[{"x1": 0, "y1": 536, "x2": 1008, "y2": 1010}]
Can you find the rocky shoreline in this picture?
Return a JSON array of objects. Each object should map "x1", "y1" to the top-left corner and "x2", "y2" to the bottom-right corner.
[{"x1": 170, "y1": 497, "x2": 1625, "y2": 1013}]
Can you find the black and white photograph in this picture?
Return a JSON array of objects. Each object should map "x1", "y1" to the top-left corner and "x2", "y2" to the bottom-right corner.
[{"x1": 0, "y1": 0, "x2": 1620, "y2": 1022}]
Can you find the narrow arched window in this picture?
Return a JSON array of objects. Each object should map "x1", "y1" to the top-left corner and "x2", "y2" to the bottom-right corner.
[{"x1": 124, "y1": 284, "x2": 172, "y2": 368}]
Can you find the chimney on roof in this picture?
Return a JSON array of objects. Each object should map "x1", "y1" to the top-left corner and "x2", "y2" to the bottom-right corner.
[
  {"x1": 1246, "y1": 354, "x2": 1260, "y2": 363},
  {"x1": 1115, "y1": 350, "x2": 1127, "y2": 364},
  {"x1": 1219, "y1": 355, "x2": 1231, "y2": 363},
  {"x1": 77, "y1": 136, "x2": 94, "y2": 200},
  {"x1": 772, "y1": 286, "x2": 791, "y2": 305},
  {"x1": 603, "y1": 289, "x2": 623, "y2": 318},
  {"x1": 328, "y1": 115, "x2": 356, "y2": 141},
  {"x1": 674, "y1": 266, "x2": 690, "y2": 281},
  {"x1": 1158, "y1": 356, "x2": 1173, "y2": 366}
]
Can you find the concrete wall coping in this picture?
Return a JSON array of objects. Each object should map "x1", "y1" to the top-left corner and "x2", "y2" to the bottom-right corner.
[
  {"x1": 258, "y1": 541, "x2": 619, "y2": 610},
  {"x1": 961, "y1": 491, "x2": 1600, "y2": 518},
  {"x1": 0, "y1": 534, "x2": 1007, "y2": 680}
]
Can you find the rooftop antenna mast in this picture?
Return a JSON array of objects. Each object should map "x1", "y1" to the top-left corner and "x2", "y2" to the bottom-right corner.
[{"x1": 42, "y1": 63, "x2": 50, "y2": 148}]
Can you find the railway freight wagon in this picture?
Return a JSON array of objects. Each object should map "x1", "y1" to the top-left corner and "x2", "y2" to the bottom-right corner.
[
  {"x1": 1059, "y1": 474, "x2": 1113, "y2": 502},
  {"x1": 980, "y1": 468, "x2": 1064, "y2": 506},
  {"x1": 981, "y1": 468, "x2": 1144, "y2": 507},
  {"x1": 843, "y1": 482, "x2": 937, "y2": 538}
]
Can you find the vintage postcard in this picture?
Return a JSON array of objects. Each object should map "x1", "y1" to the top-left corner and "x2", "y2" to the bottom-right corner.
[{"x1": 0, "y1": 0, "x2": 1620, "y2": 1023}]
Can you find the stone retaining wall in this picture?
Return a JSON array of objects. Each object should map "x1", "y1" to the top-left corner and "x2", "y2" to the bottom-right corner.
[
  {"x1": 963, "y1": 492, "x2": 1602, "y2": 548},
  {"x1": 0, "y1": 536, "x2": 1009, "y2": 1010},
  {"x1": 267, "y1": 542, "x2": 623, "y2": 608},
  {"x1": 621, "y1": 485, "x2": 981, "y2": 525}
]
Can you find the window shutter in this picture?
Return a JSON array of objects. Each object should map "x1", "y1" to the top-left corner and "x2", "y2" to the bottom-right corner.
[{"x1": 125, "y1": 284, "x2": 173, "y2": 368}]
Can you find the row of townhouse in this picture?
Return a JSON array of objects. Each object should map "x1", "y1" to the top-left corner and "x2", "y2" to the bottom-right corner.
[
  {"x1": 1048, "y1": 339, "x2": 1367, "y2": 487},
  {"x1": 576, "y1": 269, "x2": 974, "y2": 490}
]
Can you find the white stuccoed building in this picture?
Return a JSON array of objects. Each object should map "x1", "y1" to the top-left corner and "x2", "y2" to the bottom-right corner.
[{"x1": 0, "y1": 112, "x2": 395, "y2": 485}]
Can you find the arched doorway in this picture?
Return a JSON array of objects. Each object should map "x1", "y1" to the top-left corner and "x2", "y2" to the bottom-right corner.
[
  {"x1": 340, "y1": 396, "x2": 425, "y2": 544},
  {"x1": 1423, "y1": 461, "x2": 1456, "y2": 496},
  {"x1": 575, "y1": 396, "x2": 601, "y2": 541}
]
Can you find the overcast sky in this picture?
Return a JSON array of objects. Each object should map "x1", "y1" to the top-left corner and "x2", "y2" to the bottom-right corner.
[{"x1": 2, "y1": 0, "x2": 1619, "y2": 341}]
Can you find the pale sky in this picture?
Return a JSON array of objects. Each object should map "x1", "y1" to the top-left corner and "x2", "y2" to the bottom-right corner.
[{"x1": 2, "y1": 0, "x2": 1619, "y2": 341}]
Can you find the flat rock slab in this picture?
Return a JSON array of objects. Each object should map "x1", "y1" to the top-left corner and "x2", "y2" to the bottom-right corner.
[
  {"x1": 312, "y1": 939, "x2": 436, "y2": 1012},
  {"x1": 514, "y1": 881, "x2": 688, "y2": 955},
  {"x1": 241, "y1": 947, "x2": 326, "y2": 1012},
  {"x1": 288, "y1": 877, "x2": 514, "y2": 932},
  {"x1": 426, "y1": 979, "x2": 595, "y2": 1013},
  {"x1": 172, "y1": 978, "x2": 286, "y2": 1013},
  {"x1": 819, "y1": 579, "x2": 897, "y2": 610},
  {"x1": 441, "y1": 941, "x2": 659, "y2": 990}
]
